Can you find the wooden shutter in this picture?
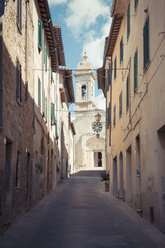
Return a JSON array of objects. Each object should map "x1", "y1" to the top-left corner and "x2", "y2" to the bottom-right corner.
[
  {"x1": 143, "y1": 16, "x2": 149, "y2": 70},
  {"x1": 38, "y1": 19, "x2": 42, "y2": 50},
  {"x1": 134, "y1": 0, "x2": 139, "y2": 9},
  {"x1": 127, "y1": 3, "x2": 130, "y2": 40},
  {"x1": 0, "y1": 0, "x2": 5, "y2": 17},
  {"x1": 38, "y1": 78, "x2": 41, "y2": 109},
  {"x1": 120, "y1": 37, "x2": 123, "y2": 63},
  {"x1": 113, "y1": 104, "x2": 116, "y2": 127},
  {"x1": 114, "y1": 57, "x2": 117, "y2": 80},
  {"x1": 126, "y1": 76, "x2": 129, "y2": 110},
  {"x1": 134, "y1": 49, "x2": 138, "y2": 93},
  {"x1": 119, "y1": 91, "x2": 122, "y2": 118}
]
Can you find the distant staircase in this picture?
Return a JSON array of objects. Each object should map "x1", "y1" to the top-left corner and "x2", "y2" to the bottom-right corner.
[{"x1": 70, "y1": 170, "x2": 105, "y2": 177}]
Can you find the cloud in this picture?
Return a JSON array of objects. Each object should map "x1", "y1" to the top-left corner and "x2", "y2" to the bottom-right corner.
[
  {"x1": 65, "y1": 0, "x2": 110, "y2": 36},
  {"x1": 95, "y1": 93, "x2": 106, "y2": 110},
  {"x1": 48, "y1": 0, "x2": 67, "y2": 5},
  {"x1": 83, "y1": 18, "x2": 112, "y2": 68}
]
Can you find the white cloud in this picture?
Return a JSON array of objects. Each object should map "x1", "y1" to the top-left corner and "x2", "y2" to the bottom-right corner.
[
  {"x1": 83, "y1": 18, "x2": 112, "y2": 68},
  {"x1": 48, "y1": 0, "x2": 67, "y2": 5},
  {"x1": 65, "y1": 0, "x2": 110, "y2": 36},
  {"x1": 95, "y1": 93, "x2": 106, "y2": 110}
]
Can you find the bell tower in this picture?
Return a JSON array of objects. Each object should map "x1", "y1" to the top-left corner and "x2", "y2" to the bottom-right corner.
[{"x1": 74, "y1": 51, "x2": 96, "y2": 118}]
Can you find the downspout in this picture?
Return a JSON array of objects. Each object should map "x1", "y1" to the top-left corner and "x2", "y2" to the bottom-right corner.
[{"x1": 0, "y1": 11, "x2": 3, "y2": 132}]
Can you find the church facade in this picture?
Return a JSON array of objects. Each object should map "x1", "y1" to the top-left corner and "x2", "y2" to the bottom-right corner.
[{"x1": 72, "y1": 52, "x2": 106, "y2": 172}]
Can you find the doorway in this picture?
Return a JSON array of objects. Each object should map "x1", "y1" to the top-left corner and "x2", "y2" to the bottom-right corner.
[
  {"x1": 113, "y1": 156, "x2": 118, "y2": 196},
  {"x1": 126, "y1": 145, "x2": 132, "y2": 203},
  {"x1": 4, "y1": 139, "x2": 13, "y2": 222},
  {"x1": 119, "y1": 152, "x2": 124, "y2": 198},
  {"x1": 94, "y1": 152, "x2": 102, "y2": 167}
]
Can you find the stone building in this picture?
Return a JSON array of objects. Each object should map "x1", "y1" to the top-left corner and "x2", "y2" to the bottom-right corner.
[
  {"x1": 0, "y1": 0, "x2": 74, "y2": 233},
  {"x1": 98, "y1": 0, "x2": 165, "y2": 230},
  {"x1": 0, "y1": 0, "x2": 34, "y2": 229},
  {"x1": 73, "y1": 52, "x2": 106, "y2": 172}
]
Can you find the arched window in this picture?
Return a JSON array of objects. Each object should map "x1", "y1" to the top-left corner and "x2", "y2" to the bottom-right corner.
[{"x1": 82, "y1": 85, "x2": 86, "y2": 99}]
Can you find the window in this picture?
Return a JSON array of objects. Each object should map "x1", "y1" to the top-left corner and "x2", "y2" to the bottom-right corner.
[
  {"x1": 16, "y1": 151, "x2": 21, "y2": 188},
  {"x1": 16, "y1": 59, "x2": 22, "y2": 102},
  {"x1": 82, "y1": 85, "x2": 87, "y2": 99},
  {"x1": 127, "y1": 2, "x2": 130, "y2": 40},
  {"x1": 51, "y1": 103, "x2": 55, "y2": 125},
  {"x1": 143, "y1": 16, "x2": 150, "y2": 71},
  {"x1": 17, "y1": 0, "x2": 22, "y2": 32},
  {"x1": 45, "y1": 42, "x2": 47, "y2": 71},
  {"x1": 134, "y1": 0, "x2": 139, "y2": 10},
  {"x1": 120, "y1": 37, "x2": 123, "y2": 63},
  {"x1": 113, "y1": 104, "x2": 116, "y2": 127},
  {"x1": 134, "y1": 49, "x2": 138, "y2": 93},
  {"x1": 119, "y1": 91, "x2": 122, "y2": 118},
  {"x1": 107, "y1": 104, "x2": 110, "y2": 128},
  {"x1": 38, "y1": 19, "x2": 42, "y2": 50},
  {"x1": 45, "y1": 97, "x2": 47, "y2": 122},
  {"x1": 114, "y1": 57, "x2": 117, "y2": 80},
  {"x1": 0, "y1": 1, "x2": 5, "y2": 17},
  {"x1": 126, "y1": 76, "x2": 129, "y2": 110},
  {"x1": 38, "y1": 77, "x2": 41, "y2": 109}
]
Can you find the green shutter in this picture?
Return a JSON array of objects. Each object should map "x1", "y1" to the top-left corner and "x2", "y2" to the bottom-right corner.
[
  {"x1": 134, "y1": 0, "x2": 139, "y2": 9},
  {"x1": 51, "y1": 103, "x2": 55, "y2": 125},
  {"x1": 119, "y1": 91, "x2": 122, "y2": 118},
  {"x1": 143, "y1": 16, "x2": 149, "y2": 70},
  {"x1": 120, "y1": 37, "x2": 123, "y2": 63},
  {"x1": 134, "y1": 49, "x2": 138, "y2": 93},
  {"x1": 114, "y1": 57, "x2": 117, "y2": 80},
  {"x1": 38, "y1": 78, "x2": 41, "y2": 109},
  {"x1": 127, "y1": 3, "x2": 130, "y2": 40},
  {"x1": 45, "y1": 46, "x2": 47, "y2": 71},
  {"x1": 55, "y1": 122, "x2": 58, "y2": 140},
  {"x1": 126, "y1": 76, "x2": 129, "y2": 110},
  {"x1": 113, "y1": 104, "x2": 116, "y2": 127},
  {"x1": 38, "y1": 19, "x2": 42, "y2": 50}
]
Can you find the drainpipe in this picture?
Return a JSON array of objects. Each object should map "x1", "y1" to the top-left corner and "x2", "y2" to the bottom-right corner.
[{"x1": 0, "y1": 7, "x2": 3, "y2": 132}]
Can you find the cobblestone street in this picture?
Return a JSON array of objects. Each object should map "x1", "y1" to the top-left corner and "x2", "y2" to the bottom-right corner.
[{"x1": 0, "y1": 176, "x2": 165, "y2": 248}]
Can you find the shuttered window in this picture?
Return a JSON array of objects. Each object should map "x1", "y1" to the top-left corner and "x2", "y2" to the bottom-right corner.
[
  {"x1": 17, "y1": 0, "x2": 22, "y2": 32},
  {"x1": 120, "y1": 37, "x2": 123, "y2": 63},
  {"x1": 134, "y1": 49, "x2": 138, "y2": 93},
  {"x1": 143, "y1": 16, "x2": 150, "y2": 71},
  {"x1": 126, "y1": 76, "x2": 129, "y2": 110},
  {"x1": 113, "y1": 104, "x2": 116, "y2": 127},
  {"x1": 0, "y1": 1, "x2": 5, "y2": 17},
  {"x1": 119, "y1": 91, "x2": 122, "y2": 118},
  {"x1": 134, "y1": 0, "x2": 139, "y2": 9},
  {"x1": 45, "y1": 45, "x2": 47, "y2": 71},
  {"x1": 38, "y1": 19, "x2": 42, "y2": 50},
  {"x1": 16, "y1": 59, "x2": 22, "y2": 102},
  {"x1": 114, "y1": 57, "x2": 117, "y2": 80},
  {"x1": 127, "y1": 2, "x2": 130, "y2": 40},
  {"x1": 51, "y1": 103, "x2": 55, "y2": 125},
  {"x1": 38, "y1": 78, "x2": 41, "y2": 109},
  {"x1": 45, "y1": 97, "x2": 47, "y2": 122}
]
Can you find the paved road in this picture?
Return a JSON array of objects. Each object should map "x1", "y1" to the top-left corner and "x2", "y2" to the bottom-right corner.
[{"x1": 0, "y1": 177, "x2": 165, "y2": 248}]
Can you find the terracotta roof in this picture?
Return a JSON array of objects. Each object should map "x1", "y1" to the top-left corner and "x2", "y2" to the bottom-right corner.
[
  {"x1": 60, "y1": 68, "x2": 75, "y2": 103},
  {"x1": 38, "y1": 0, "x2": 59, "y2": 72},
  {"x1": 53, "y1": 25, "x2": 66, "y2": 66},
  {"x1": 104, "y1": 14, "x2": 123, "y2": 61},
  {"x1": 97, "y1": 67, "x2": 106, "y2": 97}
]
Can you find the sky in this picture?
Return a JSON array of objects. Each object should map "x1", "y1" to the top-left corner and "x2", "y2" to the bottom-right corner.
[{"x1": 48, "y1": 0, "x2": 112, "y2": 113}]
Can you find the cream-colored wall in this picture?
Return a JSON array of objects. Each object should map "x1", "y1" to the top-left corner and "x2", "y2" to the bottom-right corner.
[{"x1": 108, "y1": 0, "x2": 165, "y2": 229}]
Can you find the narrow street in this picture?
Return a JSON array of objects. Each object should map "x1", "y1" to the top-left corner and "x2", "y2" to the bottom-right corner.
[{"x1": 0, "y1": 175, "x2": 165, "y2": 248}]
